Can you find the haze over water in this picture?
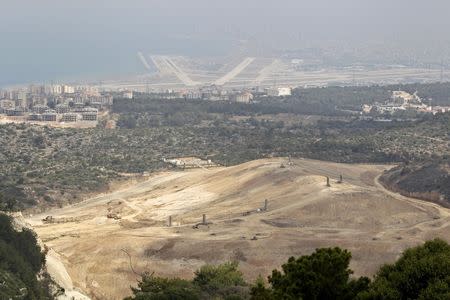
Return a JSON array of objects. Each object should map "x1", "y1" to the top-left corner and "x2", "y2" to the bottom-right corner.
[{"x1": 2, "y1": 0, "x2": 450, "y2": 86}]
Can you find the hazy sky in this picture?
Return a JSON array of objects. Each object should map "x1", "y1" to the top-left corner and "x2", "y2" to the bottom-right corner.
[{"x1": 1, "y1": 0, "x2": 450, "y2": 86}]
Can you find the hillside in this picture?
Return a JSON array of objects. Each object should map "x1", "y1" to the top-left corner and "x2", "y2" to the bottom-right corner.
[
  {"x1": 25, "y1": 158, "x2": 450, "y2": 299},
  {"x1": 0, "y1": 213, "x2": 51, "y2": 299},
  {"x1": 1, "y1": 101, "x2": 449, "y2": 211},
  {"x1": 380, "y1": 159, "x2": 450, "y2": 208}
]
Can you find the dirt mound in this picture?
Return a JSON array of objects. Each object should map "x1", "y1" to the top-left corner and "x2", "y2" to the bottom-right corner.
[{"x1": 26, "y1": 158, "x2": 450, "y2": 299}]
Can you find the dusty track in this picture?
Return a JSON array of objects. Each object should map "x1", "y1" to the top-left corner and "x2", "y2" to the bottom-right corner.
[{"x1": 26, "y1": 158, "x2": 450, "y2": 300}]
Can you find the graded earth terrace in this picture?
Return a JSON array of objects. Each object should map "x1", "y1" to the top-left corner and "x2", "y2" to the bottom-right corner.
[{"x1": 25, "y1": 158, "x2": 450, "y2": 300}]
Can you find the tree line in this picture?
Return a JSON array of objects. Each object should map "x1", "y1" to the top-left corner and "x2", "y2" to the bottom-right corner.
[{"x1": 126, "y1": 239, "x2": 450, "y2": 300}]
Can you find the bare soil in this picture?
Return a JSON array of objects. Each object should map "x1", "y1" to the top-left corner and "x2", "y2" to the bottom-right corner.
[{"x1": 25, "y1": 158, "x2": 450, "y2": 300}]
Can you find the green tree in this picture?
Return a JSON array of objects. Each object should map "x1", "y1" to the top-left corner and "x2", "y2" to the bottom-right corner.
[
  {"x1": 358, "y1": 239, "x2": 450, "y2": 300},
  {"x1": 0, "y1": 213, "x2": 52, "y2": 299},
  {"x1": 193, "y1": 261, "x2": 248, "y2": 299},
  {"x1": 125, "y1": 272, "x2": 200, "y2": 300},
  {"x1": 250, "y1": 276, "x2": 273, "y2": 300},
  {"x1": 193, "y1": 261, "x2": 245, "y2": 289},
  {"x1": 266, "y1": 247, "x2": 369, "y2": 300},
  {"x1": 127, "y1": 262, "x2": 248, "y2": 300}
]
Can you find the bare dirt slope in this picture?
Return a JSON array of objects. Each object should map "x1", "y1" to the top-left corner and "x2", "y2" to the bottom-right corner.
[{"x1": 26, "y1": 158, "x2": 450, "y2": 300}]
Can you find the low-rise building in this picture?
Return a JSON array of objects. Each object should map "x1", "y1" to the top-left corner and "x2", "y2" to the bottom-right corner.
[
  {"x1": 32, "y1": 105, "x2": 48, "y2": 114},
  {"x1": 234, "y1": 92, "x2": 254, "y2": 103},
  {"x1": 81, "y1": 112, "x2": 98, "y2": 121},
  {"x1": 0, "y1": 99, "x2": 15, "y2": 111},
  {"x1": 28, "y1": 114, "x2": 42, "y2": 121},
  {"x1": 5, "y1": 108, "x2": 24, "y2": 116},
  {"x1": 78, "y1": 107, "x2": 98, "y2": 121},
  {"x1": 55, "y1": 104, "x2": 70, "y2": 114},
  {"x1": 431, "y1": 106, "x2": 450, "y2": 114},
  {"x1": 361, "y1": 104, "x2": 373, "y2": 114},
  {"x1": 122, "y1": 91, "x2": 133, "y2": 99},
  {"x1": 42, "y1": 112, "x2": 57, "y2": 122},
  {"x1": 374, "y1": 105, "x2": 406, "y2": 114},
  {"x1": 61, "y1": 113, "x2": 79, "y2": 122},
  {"x1": 267, "y1": 87, "x2": 292, "y2": 97},
  {"x1": 99, "y1": 95, "x2": 113, "y2": 105},
  {"x1": 185, "y1": 92, "x2": 202, "y2": 100}
]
